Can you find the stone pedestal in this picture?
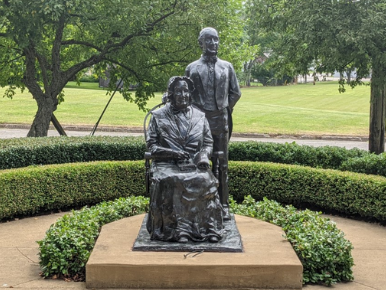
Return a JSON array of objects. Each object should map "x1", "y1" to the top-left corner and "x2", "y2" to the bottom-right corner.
[{"x1": 86, "y1": 214, "x2": 303, "y2": 289}]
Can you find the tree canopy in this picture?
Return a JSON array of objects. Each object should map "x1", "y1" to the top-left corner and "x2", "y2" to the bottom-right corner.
[
  {"x1": 247, "y1": 0, "x2": 386, "y2": 153},
  {"x1": 0, "y1": 0, "x2": 245, "y2": 136}
]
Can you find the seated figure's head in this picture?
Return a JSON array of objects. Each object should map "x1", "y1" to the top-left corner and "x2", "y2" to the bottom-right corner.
[{"x1": 166, "y1": 76, "x2": 195, "y2": 111}]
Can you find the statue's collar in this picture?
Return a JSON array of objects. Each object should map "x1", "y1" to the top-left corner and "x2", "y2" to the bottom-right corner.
[
  {"x1": 201, "y1": 55, "x2": 218, "y2": 64},
  {"x1": 170, "y1": 104, "x2": 191, "y2": 116}
]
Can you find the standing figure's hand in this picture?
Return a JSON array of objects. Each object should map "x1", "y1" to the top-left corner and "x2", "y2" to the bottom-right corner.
[{"x1": 197, "y1": 161, "x2": 210, "y2": 170}]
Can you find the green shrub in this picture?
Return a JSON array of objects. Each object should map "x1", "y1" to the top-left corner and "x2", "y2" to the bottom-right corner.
[
  {"x1": 340, "y1": 153, "x2": 386, "y2": 177},
  {"x1": 0, "y1": 136, "x2": 146, "y2": 170},
  {"x1": 79, "y1": 74, "x2": 99, "y2": 83},
  {"x1": 37, "y1": 196, "x2": 149, "y2": 279},
  {"x1": 229, "y1": 161, "x2": 386, "y2": 222},
  {"x1": 229, "y1": 141, "x2": 368, "y2": 169},
  {"x1": 0, "y1": 161, "x2": 145, "y2": 220},
  {"x1": 231, "y1": 196, "x2": 354, "y2": 285}
]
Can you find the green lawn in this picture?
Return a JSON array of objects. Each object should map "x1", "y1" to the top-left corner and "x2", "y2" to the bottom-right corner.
[{"x1": 0, "y1": 81, "x2": 371, "y2": 136}]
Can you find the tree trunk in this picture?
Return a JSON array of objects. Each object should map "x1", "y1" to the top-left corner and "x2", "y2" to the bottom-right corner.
[
  {"x1": 27, "y1": 93, "x2": 56, "y2": 137},
  {"x1": 244, "y1": 60, "x2": 253, "y2": 87},
  {"x1": 369, "y1": 60, "x2": 386, "y2": 154},
  {"x1": 245, "y1": 76, "x2": 251, "y2": 87},
  {"x1": 346, "y1": 68, "x2": 352, "y2": 83}
]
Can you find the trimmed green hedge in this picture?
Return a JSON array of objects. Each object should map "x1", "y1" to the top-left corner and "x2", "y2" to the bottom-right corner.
[
  {"x1": 340, "y1": 153, "x2": 386, "y2": 177},
  {"x1": 1, "y1": 160, "x2": 386, "y2": 222},
  {"x1": 0, "y1": 136, "x2": 146, "y2": 169},
  {"x1": 38, "y1": 196, "x2": 149, "y2": 280},
  {"x1": 4, "y1": 136, "x2": 386, "y2": 178},
  {"x1": 232, "y1": 196, "x2": 354, "y2": 285},
  {"x1": 229, "y1": 141, "x2": 368, "y2": 169},
  {"x1": 229, "y1": 161, "x2": 386, "y2": 222},
  {"x1": 0, "y1": 137, "x2": 367, "y2": 169},
  {"x1": 0, "y1": 161, "x2": 145, "y2": 220}
]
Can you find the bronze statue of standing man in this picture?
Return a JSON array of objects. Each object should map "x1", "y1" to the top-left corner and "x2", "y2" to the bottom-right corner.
[{"x1": 186, "y1": 27, "x2": 241, "y2": 220}]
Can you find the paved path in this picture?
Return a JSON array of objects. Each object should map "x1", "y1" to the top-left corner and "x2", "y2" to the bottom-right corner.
[
  {"x1": 0, "y1": 212, "x2": 385, "y2": 289},
  {"x1": 0, "y1": 127, "x2": 370, "y2": 151}
]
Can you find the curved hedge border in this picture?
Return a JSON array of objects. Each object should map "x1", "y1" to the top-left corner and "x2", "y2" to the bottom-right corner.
[
  {"x1": 0, "y1": 136, "x2": 378, "y2": 174},
  {"x1": 37, "y1": 196, "x2": 149, "y2": 281},
  {"x1": 37, "y1": 195, "x2": 353, "y2": 286},
  {"x1": 229, "y1": 140, "x2": 368, "y2": 169},
  {"x1": 0, "y1": 136, "x2": 146, "y2": 169},
  {"x1": 229, "y1": 161, "x2": 386, "y2": 222},
  {"x1": 0, "y1": 161, "x2": 145, "y2": 220},
  {"x1": 1, "y1": 160, "x2": 386, "y2": 222},
  {"x1": 231, "y1": 196, "x2": 354, "y2": 285}
]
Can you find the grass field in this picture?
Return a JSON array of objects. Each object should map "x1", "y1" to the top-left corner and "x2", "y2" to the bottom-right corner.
[{"x1": 0, "y1": 81, "x2": 371, "y2": 136}]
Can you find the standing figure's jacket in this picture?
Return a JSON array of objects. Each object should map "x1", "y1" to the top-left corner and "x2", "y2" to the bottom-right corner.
[{"x1": 185, "y1": 57, "x2": 241, "y2": 113}]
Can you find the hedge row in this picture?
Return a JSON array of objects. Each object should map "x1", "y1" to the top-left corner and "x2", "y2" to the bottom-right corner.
[
  {"x1": 232, "y1": 196, "x2": 354, "y2": 285},
  {"x1": 0, "y1": 136, "x2": 146, "y2": 169},
  {"x1": 38, "y1": 196, "x2": 149, "y2": 280},
  {"x1": 229, "y1": 141, "x2": 368, "y2": 169},
  {"x1": 1, "y1": 160, "x2": 386, "y2": 222},
  {"x1": 2, "y1": 136, "x2": 385, "y2": 177},
  {"x1": 229, "y1": 161, "x2": 386, "y2": 221},
  {"x1": 0, "y1": 161, "x2": 145, "y2": 220}
]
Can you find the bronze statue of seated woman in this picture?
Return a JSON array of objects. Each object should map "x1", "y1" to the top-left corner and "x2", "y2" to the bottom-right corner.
[{"x1": 145, "y1": 76, "x2": 224, "y2": 243}]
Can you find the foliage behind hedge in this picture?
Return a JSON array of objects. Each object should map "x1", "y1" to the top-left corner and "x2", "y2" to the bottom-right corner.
[
  {"x1": 1, "y1": 160, "x2": 386, "y2": 222},
  {"x1": 340, "y1": 153, "x2": 386, "y2": 177}
]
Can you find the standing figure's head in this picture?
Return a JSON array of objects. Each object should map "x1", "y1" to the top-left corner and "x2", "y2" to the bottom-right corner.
[
  {"x1": 198, "y1": 27, "x2": 219, "y2": 56},
  {"x1": 166, "y1": 76, "x2": 194, "y2": 111}
]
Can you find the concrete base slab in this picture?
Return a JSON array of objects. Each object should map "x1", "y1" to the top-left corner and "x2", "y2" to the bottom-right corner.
[{"x1": 86, "y1": 214, "x2": 302, "y2": 289}]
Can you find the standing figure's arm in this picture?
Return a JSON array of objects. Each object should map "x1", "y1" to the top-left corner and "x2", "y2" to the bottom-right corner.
[
  {"x1": 195, "y1": 117, "x2": 213, "y2": 169},
  {"x1": 228, "y1": 63, "x2": 241, "y2": 110}
]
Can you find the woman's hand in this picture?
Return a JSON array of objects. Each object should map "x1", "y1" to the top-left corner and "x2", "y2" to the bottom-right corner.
[{"x1": 173, "y1": 150, "x2": 190, "y2": 160}]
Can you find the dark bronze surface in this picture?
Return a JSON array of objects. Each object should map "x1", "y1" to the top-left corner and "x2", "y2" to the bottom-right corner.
[
  {"x1": 133, "y1": 214, "x2": 243, "y2": 252},
  {"x1": 185, "y1": 27, "x2": 241, "y2": 218},
  {"x1": 145, "y1": 76, "x2": 225, "y2": 243}
]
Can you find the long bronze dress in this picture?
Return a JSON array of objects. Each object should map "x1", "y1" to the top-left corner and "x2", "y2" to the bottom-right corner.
[{"x1": 146, "y1": 103, "x2": 224, "y2": 242}]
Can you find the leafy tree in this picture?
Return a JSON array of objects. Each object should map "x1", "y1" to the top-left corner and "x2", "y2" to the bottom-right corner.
[
  {"x1": 247, "y1": 0, "x2": 386, "y2": 153},
  {"x1": 0, "y1": 0, "x2": 244, "y2": 137}
]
